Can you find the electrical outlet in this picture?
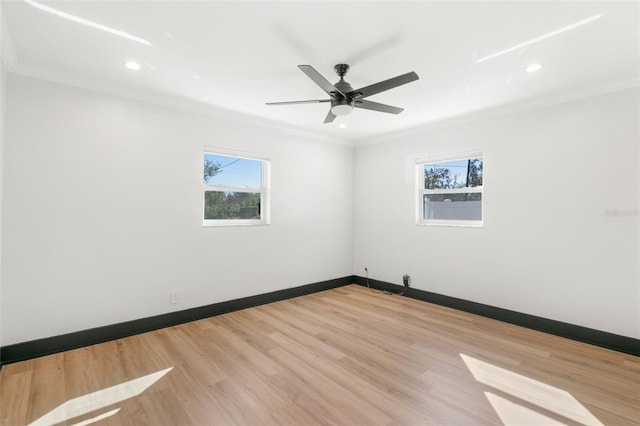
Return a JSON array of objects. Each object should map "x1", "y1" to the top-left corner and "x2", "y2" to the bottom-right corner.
[
  {"x1": 170, "y1": 291, "x2": 178, "y2": 304},
  {"x1": 402, "y1": 274, "x2": 410, "y2": 287}
]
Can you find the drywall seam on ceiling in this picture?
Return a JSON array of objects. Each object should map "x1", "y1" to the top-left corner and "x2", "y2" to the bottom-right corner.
[{"x1": 357, "y1": 78, "x2": 640, "y2": 147}]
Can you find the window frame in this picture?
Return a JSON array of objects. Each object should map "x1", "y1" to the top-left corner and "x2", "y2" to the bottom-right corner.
[
  {"x1": 416, "y1": 152, "x2": 484, "y2": 227},
  {"x1": 203, "y1": 147, "x2": 270, "y2": 227}
]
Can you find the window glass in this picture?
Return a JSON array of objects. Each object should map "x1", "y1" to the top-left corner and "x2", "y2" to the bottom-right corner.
[
  {"x1": 204, "y1": 191, "x2": 261, "y2": 220},
  {"x1": 204, "y1": 154, "x2": 262, "y2": 188},
  {"x1": 417, "y1": 155, "x2": 483, "y2": 226},
  {"x1": 424, "y1": 158, "x2": 483, "y2": 189},
  {"x1": 423, "y1": 193, "x2": 482, "y2": 221},
  {"x1": 203, "y1": 151, "x2": 269, "y2": 226}
]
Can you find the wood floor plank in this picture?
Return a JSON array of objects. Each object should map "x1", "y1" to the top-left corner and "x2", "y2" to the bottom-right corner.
[
  {"x1": 0, "y1": 370, "x2": 32, "y2": 425},
  {"x1": 1, "y1": 284, "x2": 638, "y2": 425},
  {"x1": 24, "y1": 354, "x2": 66, "y2": 424},
  {"x1": 247, "y1": 307, "x2": 346, "y2": 361}
]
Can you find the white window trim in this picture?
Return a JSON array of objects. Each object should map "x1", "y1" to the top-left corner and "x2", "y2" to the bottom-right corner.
[
  {"x1": 203, "y1": 148, "x2": 271, "y2": 227},
  {"x1": 416, "y1": 152, "x2": 484, "y2": 228},
  {"x1": 415, "y1": 150, "x2": 483, "y2": 165}
]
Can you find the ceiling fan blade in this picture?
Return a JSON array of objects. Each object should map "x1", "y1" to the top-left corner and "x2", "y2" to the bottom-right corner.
[
  {"x1": 324, "y1": 110, "x2": 336, "y2": 123},
  {"x1": 354, "y1": 99, "x2": 404, "y2": 114},
  {"x1": 266, "y1": 99, "x2": 330, "y2": 106},
  {"x1": 351, "y1": 71, "x2": 419, "y2": 98},
  {"x1": 298, "y1": 65, "x2": 345, "y2": 97}
]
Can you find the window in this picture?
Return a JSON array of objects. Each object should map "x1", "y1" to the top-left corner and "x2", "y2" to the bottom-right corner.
[
  {"x1": 417, "y1": 153, "x2": 483, "y2": 226},
  {"x1": 203, "y1": 149, "x2": 270, "y2": 226}
]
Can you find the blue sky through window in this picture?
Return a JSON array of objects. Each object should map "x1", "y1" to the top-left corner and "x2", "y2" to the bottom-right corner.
[{"x1": 204, "y1": 154, "x2": 261, "y2": 188}]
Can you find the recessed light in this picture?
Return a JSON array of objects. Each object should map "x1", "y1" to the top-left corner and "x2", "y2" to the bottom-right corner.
[
  {"x1": 339, "y1": 123, "x2": 347, "y2": 129},
  {"x1": 125, "y1": 61, "x2": 141, "y2": 71},
  {"x1": 526, "y1": 63, "x2": 543, "y2": 73}
]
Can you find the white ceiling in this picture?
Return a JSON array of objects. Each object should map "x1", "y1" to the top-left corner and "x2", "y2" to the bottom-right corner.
[{"x1": 1, "y1": 1, "x2": 639, "y2": 143}]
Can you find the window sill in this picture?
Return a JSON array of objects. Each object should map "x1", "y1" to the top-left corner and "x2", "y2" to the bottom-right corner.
[
  {"x1": 203, "y1": 220, "x2": 269, "y2": 227},
  {"x1": 417, "y1": 221, "x2": 483, "y2": 228}
]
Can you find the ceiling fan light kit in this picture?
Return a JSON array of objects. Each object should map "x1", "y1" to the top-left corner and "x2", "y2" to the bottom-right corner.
[
  {"x1": 331, "y1": 102, "x2": 353, "y2": 116},
  {"x1": 266, "y1": 63, "x2": 419, "y2": 124}
]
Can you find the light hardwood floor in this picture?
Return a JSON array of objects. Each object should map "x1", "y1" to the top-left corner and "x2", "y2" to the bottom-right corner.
[{"x1": 1, "y1": 284, "x2": 639, "y2": 425}]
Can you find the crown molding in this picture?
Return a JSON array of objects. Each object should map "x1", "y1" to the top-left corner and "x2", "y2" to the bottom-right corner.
[
  {"x1": 5, "y1": 58, "x2": 638, "y2": 150},
  {"x1": 7, "y1": 64, "x2": 354, "y2": 148},
  {"x1": 357, "y1": 78, "x2": 640, "y2": 147}
]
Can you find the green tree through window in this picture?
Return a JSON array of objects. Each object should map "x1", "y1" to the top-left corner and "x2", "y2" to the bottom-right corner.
[{"x1": 203, "y1": 159, "x2": 221, "y2": 183}]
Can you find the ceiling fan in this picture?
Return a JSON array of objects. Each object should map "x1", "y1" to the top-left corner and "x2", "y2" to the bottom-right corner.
[{"x1": 266, "y1": 64, "x2": 419, "y2": 123}]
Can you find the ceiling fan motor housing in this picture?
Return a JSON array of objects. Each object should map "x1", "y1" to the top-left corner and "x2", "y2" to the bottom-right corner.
[
  {"x1": 332, "y1": 65, "x2": 355, "y2": 115},
  {"x1": 333, "y1": 79, "x2": 354, "y2": 95}
]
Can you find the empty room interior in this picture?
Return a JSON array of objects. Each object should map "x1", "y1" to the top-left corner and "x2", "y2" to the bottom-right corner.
[{"x1": 0, "y1": 1, "x2": 639, "y2": 425}]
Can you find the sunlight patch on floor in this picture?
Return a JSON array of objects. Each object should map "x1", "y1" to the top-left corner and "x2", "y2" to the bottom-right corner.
[
  {"x1": 28, "y1": 367, "x2": 172, "y2": 426},
  {"x1": 485, "y1": 392, "x2": 566, "y2": 425},
  {"x1": 70, "y1": 408, "x2": 121, "y2": 426},
  {"x1": 460, "y1": 354, "x2": 603, "y2": 426}
]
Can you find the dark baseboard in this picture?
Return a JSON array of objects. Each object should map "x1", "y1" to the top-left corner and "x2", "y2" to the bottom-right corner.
[
  {"x1": 0, "y1": 276, "x2": 352, "y2": 366},
  {"x1": 3, "y1": 275, "x2": 637, "y2": 367},
  {"x1": 352, "y1": 276, "x2": 640, "y2": 357}
]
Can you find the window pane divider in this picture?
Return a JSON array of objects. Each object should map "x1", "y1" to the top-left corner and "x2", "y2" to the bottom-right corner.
[{"x1": 422, "y1": 186, "x2": 483, "y2": 195}]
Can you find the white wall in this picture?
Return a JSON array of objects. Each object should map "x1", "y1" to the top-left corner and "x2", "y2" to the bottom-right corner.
[
  {"x1": 1, "y1": 74, "x2": 353, "y2": 345},
  {"x1": 2, "y1": 73, "x2": 638, "y2": 347},
  {"x1": 353, "y1": 88, "x2": 640, "y2": 339},
  {"x1": 0, "y1": 61, "x2": 6, "y2": 350}
]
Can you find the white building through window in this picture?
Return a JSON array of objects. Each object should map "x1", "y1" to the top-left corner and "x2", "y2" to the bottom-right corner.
[{"x1": 417, "y1": 153, "x2": 483, "y2": 226}]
